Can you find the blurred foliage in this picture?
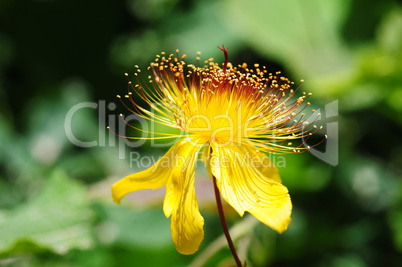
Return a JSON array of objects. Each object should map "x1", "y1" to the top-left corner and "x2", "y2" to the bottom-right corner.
[
  {"x1": 0, "y1": 170, "x2": 94, "y2": 257},
  {"x1": 1, "y1": 0, "x2": 402, "y2": 266}
]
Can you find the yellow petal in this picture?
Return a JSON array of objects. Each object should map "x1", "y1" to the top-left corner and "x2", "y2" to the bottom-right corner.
[
  {"x1": 201, "y1": 144, "x2": 213, "y2": 178},
  {"x1": 163, "y1": 139, "x2": 204, "y2": 254},
  {"x1": 209, "y1": 144, "x2": 292, "y2": 233},
  {"x1": 170, "y1": 182, "x2": 204, "y2": 254},
  {"x1": 111, "y1": 140, "x2": 185, "y2": 204},
  {"x1": 241, "y1": 145, "x2": 282, "y2": 183}
]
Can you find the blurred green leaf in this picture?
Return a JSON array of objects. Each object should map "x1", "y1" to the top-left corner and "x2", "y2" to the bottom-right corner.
[
  {"x1": 389, "y1": 208, "x2": 402, "y2": 252},
  {"x1": 0, "y1": 169, "x2": 94, "y2": 258},
  {"x1": 378, "y1": 8, "x2": 402, "y2": 54},
  {"x1": 0, "y1": 33, "x2": 14, "y2": 68},
  {"x1": 248, "y1": 223, "x2": 276, "y2": 265},
  {"x1": 223, "y1": 0, "x2": 354, "y2": 95},
  {"x1": 322, "y1": 253, "x2": 367, "y2": 267},
  {"x1": 127, "y1": 0, "x2": 180, "y2": 22},
  {"x1": 27, "y1": 78, "x2": 97, "y2": 163},
  {"x1": 96, "y1": 204, "x2": 172, "y2": 249},
  {"x1": 280, "y1": 154, "x2": 332, "y2": 192},
  {"x1": 110, "y1": 0, "x2": 241, "y2": 70},
  {"x1": 342, "y1": 7, "x2": 402, "y2": 113},
  {"x1": 339, "y1": 155, "x2": 399, "y2": 212}
]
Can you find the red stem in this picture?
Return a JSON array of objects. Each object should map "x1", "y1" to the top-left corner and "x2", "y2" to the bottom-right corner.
[{"x1": 213, "y1": 175, "x2": 243, "y2": 267}]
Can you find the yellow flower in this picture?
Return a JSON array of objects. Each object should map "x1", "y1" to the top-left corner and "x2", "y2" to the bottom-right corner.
[{"x1": 111, "y1": 47, "x2": 322, "y2": 254}]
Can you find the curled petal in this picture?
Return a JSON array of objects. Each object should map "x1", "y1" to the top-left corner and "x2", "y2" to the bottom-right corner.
[
  {"x1": 170, "y1": 180, "x2": 204, "y2": 254},
  {"x1": 111, "y1": 140, "x2": 185, "y2": 204},
  {"x1": 208, "y1": 144, "x2": 292, "y2": 233},
  {"x1": 164, "y1": 139, "x2": 204, "y2": 254},
  {"x1": 112, "y1": 138, "x2": 205, "y2": 254}
]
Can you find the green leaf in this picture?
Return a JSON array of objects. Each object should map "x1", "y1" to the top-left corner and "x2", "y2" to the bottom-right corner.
[
  {"x1": 389, "y1": 208, "x2": 402, "y2": 252},
  {"x1": 279, "y1": 154, "x2": 332, "y2": 192},
  {"x1": 0, "y1": 169, "x2": 94, "y2": 257},
  {"x1": 96, "y1": 204, "x2": 172, "y2": 249},
  {"x1": 223, "y1": 0, "x2": 354, "y2": 95},
  {"x1": 110, "y1": 0, "x2": 241, "y2": 70}
]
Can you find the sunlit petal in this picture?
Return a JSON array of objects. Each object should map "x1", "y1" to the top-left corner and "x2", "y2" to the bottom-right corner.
[
  {"x1": 209, "y1": 144, "x2": 292, "y2": 233},
  {"x1": 111, "y1": 140, "x2": 184, "y2": 204},
  {"x1": 241, "y1": 144, "x2": 282, "y2": 183},
  {"x1": 163, "y1": 139, "x2": 204, "y2": 254}
]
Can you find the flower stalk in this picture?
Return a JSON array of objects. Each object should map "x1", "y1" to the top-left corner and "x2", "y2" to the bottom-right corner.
[{"x1": 213, "y1": 175, "x2": 244, "y2": 267}]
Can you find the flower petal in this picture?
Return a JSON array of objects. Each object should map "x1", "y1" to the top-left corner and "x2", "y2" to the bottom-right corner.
[
  {"x1": 163, "y1": 139, "x2": 204, "y2": 254},
  {"x1": 208, "y1": 144, "x2": 292, "y2": 233},
  {"x1": 241, "y1": 144, "x2": 282, "y2": 183},
  {"x1": 111, "y1": 140, "x2": 185, "y2": 204}
]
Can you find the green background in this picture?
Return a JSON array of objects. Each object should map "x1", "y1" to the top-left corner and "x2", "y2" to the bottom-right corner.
[{"x1": 1, "y1": 0, "x2": 402, "y2": 266}]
